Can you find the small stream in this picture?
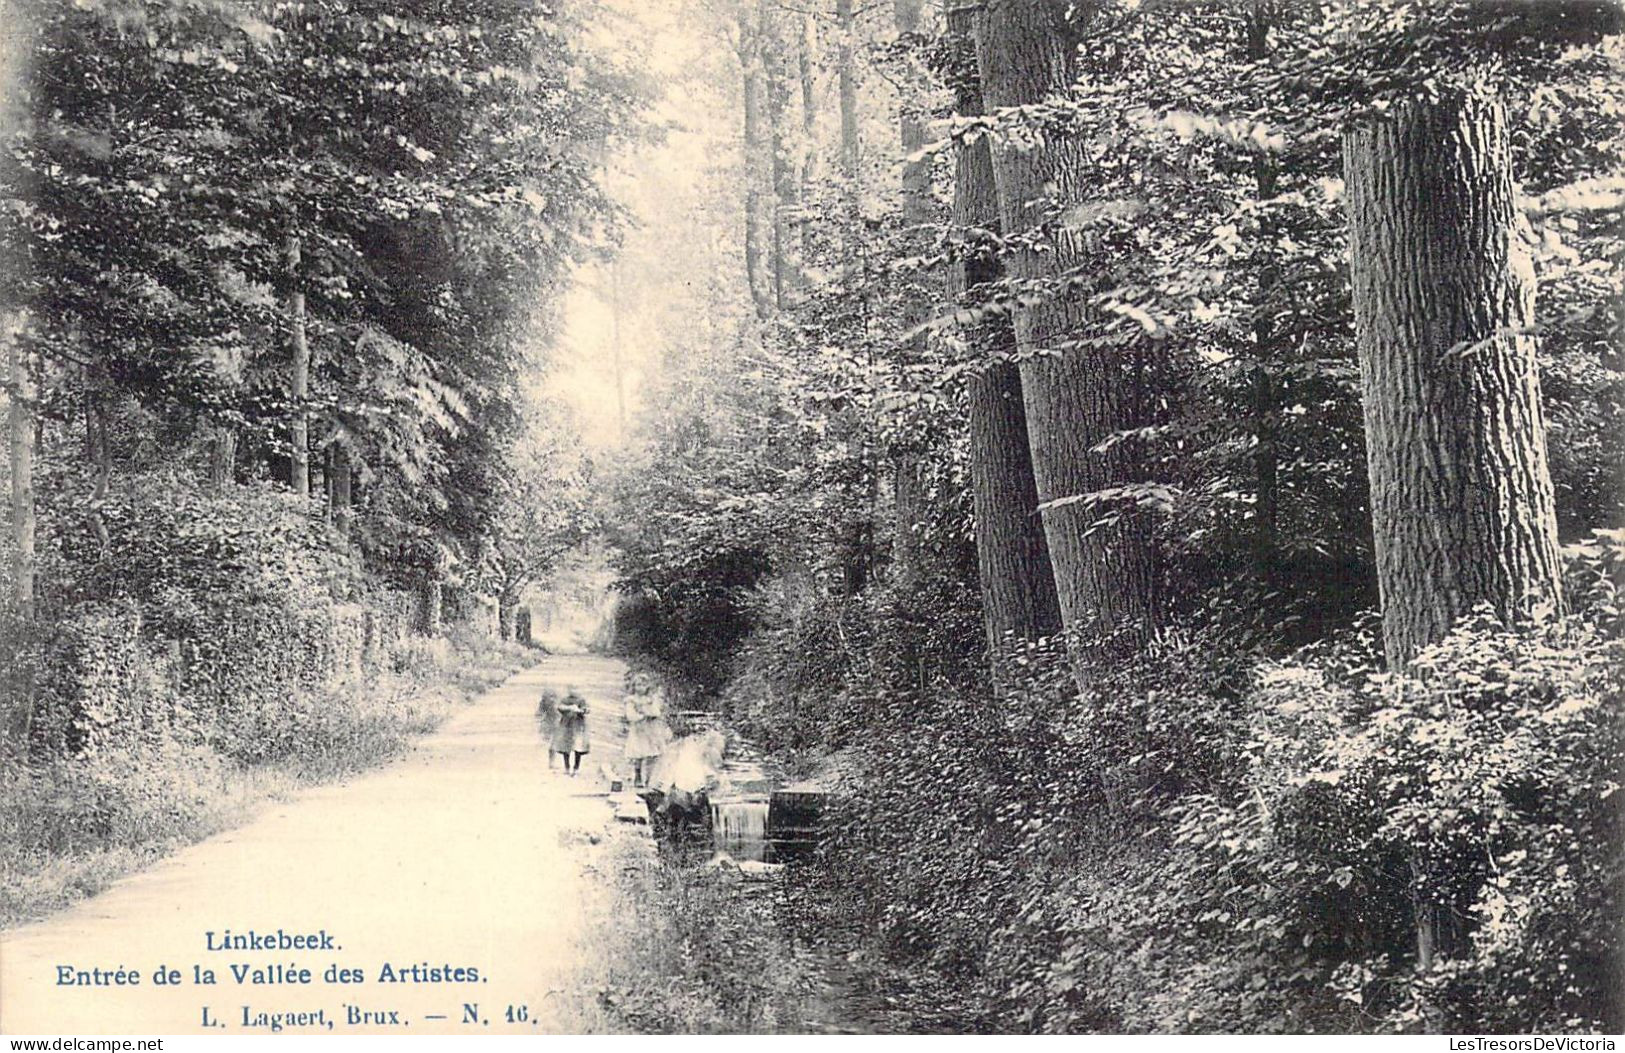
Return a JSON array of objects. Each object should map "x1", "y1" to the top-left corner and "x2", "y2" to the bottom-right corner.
[
  {"x1": 585, "y1": 719, "x2": 977, "y2": 1033},
  {"x1": 709, "y1": 796, "x2": 771, "y2": 861}
]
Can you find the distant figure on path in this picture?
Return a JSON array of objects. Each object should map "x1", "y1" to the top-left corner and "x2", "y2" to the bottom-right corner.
[
  {"x1": 537, "y1": 687, "x2": 560, "y2": 769},
  {"x1": 552, "y1": 687, "x2": 590, "y2": 776},
  {"x1": 623, "y1": 672, "x2": 672, "y2": 788}
]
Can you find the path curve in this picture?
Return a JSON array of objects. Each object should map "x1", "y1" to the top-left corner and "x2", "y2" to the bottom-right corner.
[{"x1": 1, "y1": 654, "x2": 635, "y2": 1035}]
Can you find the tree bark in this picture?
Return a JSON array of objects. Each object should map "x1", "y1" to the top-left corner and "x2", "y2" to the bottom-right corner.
[
  {"x1": 286, "y1": 234, "x2": 310, "y2": 498},
  {"x1": 951, "y1": 3, "x2": 1062, "y2": 678},
  {"x1": 891, "y1": 460, "x2": 924, "y2": 579},
  {"x1": 208, "y1": 427, "x2": 236, "y2": 488},
  {"x1": 7, "y1": 320, "x2": 35, "y2": 619},
  {"x1": 498, "y1": 586, "x2": 522, "y2": 642},
  {"x1": 799, "y1": 12, "x2": 818, "y2": 188},
  {"x1": 763, "y1": 7, "x2": 802, "y2": 309},
  {"x1": 420, "y1": 576, "x2": 443, "y2": 636},
  {"x1": 836, "y1": 0, "x2": 859, "y2": 181},
  {"x1": 968, "y1": 367, "x2": 1065, "y2": 637},
  {"x1": 895, "y1": 0, "x2": 928, "y2": 203},
  {"x1": 328, "y1": 442, "x2": 353, "y2": 532},
  {"x1": 83, "y1": 373, "x2": 111, "y2": 551},
  {"x1": 361, "y1": 608, "x2": 379, "y2": 669},
  {"x1": 1343, "y1": 84, "x2": 1565, "y2": 671},
  {"x1": 974, "y1": 0, "x2": 1158, "y2": 684},
  {"x1": 1246, "y1": 3, "x2": 1280, "y2": 595},
  {"x1": 738, "y1": 8, "x2": 774, "y2": 319},
  {"x1": 890, "y1": 0, "x2": 931, "y2": 584}
]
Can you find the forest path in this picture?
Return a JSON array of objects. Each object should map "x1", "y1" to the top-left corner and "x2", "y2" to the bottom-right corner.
[{"x1": 0, "y1": 654, "x2": 637, "y2": 1035}]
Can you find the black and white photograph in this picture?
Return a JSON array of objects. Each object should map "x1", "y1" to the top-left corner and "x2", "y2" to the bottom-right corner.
[{"x1": 0, "y1": 0, "x2": 1621, "y2": 1038}]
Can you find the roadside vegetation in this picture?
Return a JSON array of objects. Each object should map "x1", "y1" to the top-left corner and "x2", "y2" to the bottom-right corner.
[{"x1": 1, "y1": 1, "x2": 635, "y2": 929}]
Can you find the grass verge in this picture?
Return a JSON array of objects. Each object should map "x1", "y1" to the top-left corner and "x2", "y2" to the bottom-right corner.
[
  {"x1": 574, "y1": 834, "x2": 844, "y2": 1033},
  {"x1": 0, "y1": 631, "x2": 535, "y2": 930}
]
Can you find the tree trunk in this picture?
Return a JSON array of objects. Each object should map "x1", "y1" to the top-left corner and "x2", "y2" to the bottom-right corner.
[
  {"x1": 362, "y1": 608, "x2": 380, "y2": 670},
  {"x1": 836, "y1": 0, "x2": 859, "y2": 181},
  {"x1": 498, "y1": 587, "x2": 522, "y2": 642},
  {"x1": 841, "y1": 519, "x2": 872, "y2": 595},
  {"x1": 763, "y1": 8, "x2": 802, "y2": 309},
  {"x1": 1347, "y1": 84, "x2": 1566, "y2": 980},
  {"x1": 951, "y1": 3, "x2": 1062, "y2": 678},
  {"x1": 1343, "y1": 84, "x2": 1565, "y2": 671},
  {"x1": 286, "y1": 234, "x2": 310, "y2": 498},
  {"x1": 83, "y1": 374, "x2": 111, "y2": 551},
  {"x1": 891, "y1": 459, "x2": 924, "y2": 579},
  {"x1": 974, "y1": 0, "x2": 1158, "y2": 684},
  {"x1": 799, "y1": 12, "x2": 818, "y2": 188},
  {"x1": 608, "y1": 260, "x2": 629, "y2": 439},
  {"x1": 968, "y1": 364, "x2": 1065, "y2": 633},
  {"x1": 328, "y1": 442, "x2": 353, "y2": 532},
  {"x1": 738, "y1": 9, "x2": 774, "y2": 319},
  {"x1": 889, "y1": 0, "x2": 931, "y2": 585},
  {"x1": 7, "y1": 320, "x2": 35, "y2": 619},
  {"x1": 1246, "y1": 4, "x2": 1281, "y2": 597},
  {"x1": 208, "y1": 426, "x2": 236, "y2": 488},
  {"x1": 420, "y1": 576, "x2": 443, "y2": 636},
  {"x1": 895, "y1": 0, "x2": 929, "y2": 226}
]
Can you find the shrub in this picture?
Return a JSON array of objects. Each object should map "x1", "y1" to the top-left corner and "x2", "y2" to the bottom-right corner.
[
  {"x1": 784, "y1": 536, "x2": 1625, "y2": 1032},
  {"x1": 1180, "y1": 612, "x2": 1624, "y2": 1032},
  {"x1": 0, "y1": 742, "x2": 226, "y2": 858},
  {"x1": 0, "y1": 469, "x2": 533, "y2": 927}
]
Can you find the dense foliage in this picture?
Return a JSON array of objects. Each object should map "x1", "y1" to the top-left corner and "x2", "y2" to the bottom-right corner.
[
  {"x1": 0, "y1": 0, "x2": 638, "y2": 922},
  {"x1": 13, "y1": 0, "x2": 638, "y2": 592},
  {"x1": 601, "y1": 0, "x2": 1624, "y2": 1034}
]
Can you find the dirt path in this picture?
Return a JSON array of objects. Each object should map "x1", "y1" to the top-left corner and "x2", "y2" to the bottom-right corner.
[{"x1": 1, "y1": 654, "x2": 639, "y2": 1035}]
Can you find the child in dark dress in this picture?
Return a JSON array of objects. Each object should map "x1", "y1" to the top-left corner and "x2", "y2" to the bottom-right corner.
[{"x1": 550, "y1": 687, "x2": 591, "y2": 775}]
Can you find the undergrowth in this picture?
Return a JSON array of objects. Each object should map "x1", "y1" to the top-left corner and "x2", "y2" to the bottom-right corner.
[
  {"x1": 0, "y1": 628, "x2": 531, "y2": 929},
  {"x1": 670, "y1": 533, "x2": 1625, "y2": 1033},
  {"x1": 589, "y1": 838, "x2": 835, "y2": 1033}
]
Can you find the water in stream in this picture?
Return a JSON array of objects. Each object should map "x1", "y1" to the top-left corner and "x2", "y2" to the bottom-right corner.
[{"x1": 708, "y1": 795, "x2": 771, "y2": 862}]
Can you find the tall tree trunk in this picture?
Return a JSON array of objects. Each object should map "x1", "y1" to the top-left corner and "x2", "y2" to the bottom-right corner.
[
  {"x1": 7, "y1": 320, "x2": 35, "y2": 619},
  {"x1": 950, "y1": 3, "x2": 1062, "y2": 679},
  {"x1": 763, "y1": 8, "x2": 802, "y2": 310},
  {"x1": 836, "y1": 0, "x2": 859, "y2": 182},
  {"x1": 608, "y1": 260, "x2": 628, "y2": 439},
  {"x1": 890, "y1": 0, "x2": 931, "y2": 584},
  {"x1": 286, "y1": 234, "x2": 310, "y2": 498},
  {"x1": 738, "y1": 9, "x2": 774, "y2": 319},
  {"x1": 1343, "y1": 84, "x2": 1565, "y2": 671},
  {"x1": 891, "y1": 460, "x2": 924, "y2": 581},
  {"x1": 974, "y1": 0, "x2": 1158, "y2": 685},
  {"x1": 362, "y1": 608, "x2": 381, "y2": 669},
  {"x1": 895, "y1": 0, "x2": 929, "y2": 224},
  {"x1": 968, "y1": 361, "x2": 1064, "y2": 638},
  {"x1": 1346, "y1": 84, "x2": 1567, "y2": 979},
  {"x1": 799, "y1": 12, "x2": 818, "y2": 188},
  {"x1": 1246, "y1": 3, "x2": 1280, "y2": 598}
]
